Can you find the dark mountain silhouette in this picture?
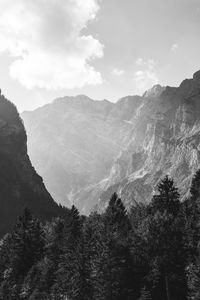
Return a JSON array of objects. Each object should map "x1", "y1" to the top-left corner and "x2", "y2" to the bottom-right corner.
[{"x1": 0, "y1": 93, "x2": 66, "y2": 236}]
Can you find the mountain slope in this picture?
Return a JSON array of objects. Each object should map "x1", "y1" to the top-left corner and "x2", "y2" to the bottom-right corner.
[
  {"x1": 22, "y1": 95, "x2": 142, "y2": 212},
  {"x1": 0, "y1": 92, "x2": 65, "y2": 236},
  {"x1": 98, "y1": 70, "x2": 200, "y2": 210},
  {"x1": 22, "y1": 71, "x2": 200, "y2": 213}
]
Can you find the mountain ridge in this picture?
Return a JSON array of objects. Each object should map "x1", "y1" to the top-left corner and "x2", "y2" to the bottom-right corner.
[
  {"x1": 22, "y1": 70, "x2": 200, "y2": 213},
  {"x1": 0, "y1": 93, "x2": 66, "y2": 236}
]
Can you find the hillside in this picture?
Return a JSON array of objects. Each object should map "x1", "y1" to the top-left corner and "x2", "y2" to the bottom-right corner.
[{"x1": 0, "y1": 92, "x2": 66, "y2": 236}]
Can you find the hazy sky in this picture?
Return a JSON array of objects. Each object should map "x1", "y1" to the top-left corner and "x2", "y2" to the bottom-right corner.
[{"x1": 0, "y1": 0, "x2": 199, "y2": 111}]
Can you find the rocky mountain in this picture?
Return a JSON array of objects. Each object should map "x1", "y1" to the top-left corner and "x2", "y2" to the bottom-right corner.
[
  {"x1": 22, "y1": 95, "x2": 141, "y2": 212},
  {"x1": 0, "y1": 92, "x2": 65, "y2": 236},
  {"x1": 22, "y1": 70, "x2": 200, "y2": 214}
]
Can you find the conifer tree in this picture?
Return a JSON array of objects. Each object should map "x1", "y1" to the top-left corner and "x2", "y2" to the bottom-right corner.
[
  {"x1": 183, "y1": 169, "x2": 200, "y2": 261},
  {"x1": 0, "y1": 208, "x2": 44, "y2": 299},
  {"x1": 11, "y1": 208, "x2": 44, "y2": 278},
  {"x1": 190, "y1": 169, "x2": 200, "y2": 198},
  {"x1": 147, "y1": 177, "x2": 187, "y2": 300},
  {"x1": 90, "y1": 193, "x2": 135, "y2": 300},
  {"x1": 0, "y1": 175, "x2": 198, "y2": 300},
  {"x1": 129, "y1": 204, "x2": 152, "y2": 299},
  {"x1": 138, "y1": 286, "x2": 152, "y2": 300},
  {"x1": 24, "y1": 217, "x2": 65, "y2": 298},
  {"x1": 53, "y1": 205, "x2": 85, "y2": 300},
  {"x1": 184, "y1": 170, "x2": 200, "y2": 299},
  {"x1": 150, "y1": 175, "x2": 180, "y2": 215},
  {"x1": 187, "y1": 258, "x2": 200, "y2": 300}
]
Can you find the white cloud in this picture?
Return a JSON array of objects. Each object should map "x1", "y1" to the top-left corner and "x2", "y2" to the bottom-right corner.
[
  {"x1": 136, "y1": 58, "x2": 145, "y2": 66},
  {"x1": 0, "y1": 0, "x2": 104, "y2": 90},
  {"x1": 171, "y1": 43, "x2": 179, "y2": 52},
  {"x1": 134, "y1": 58, "x2": 159, "y2": 91},
  {"x1": 112, "y1": 68, "x2": 125, "y2": 76}
]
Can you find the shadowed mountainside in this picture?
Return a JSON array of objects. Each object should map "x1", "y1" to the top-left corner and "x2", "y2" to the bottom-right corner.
[{"x1": 0, "y1": 92, "x2": 66, "y2": 236}]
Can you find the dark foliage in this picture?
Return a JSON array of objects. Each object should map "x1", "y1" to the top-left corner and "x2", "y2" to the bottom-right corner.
[
  {"x1": 0, "y1": 94, "x2": 69, "y2": 237},
  {"x1": 1, "y1": 171, "x2": 200, "y2": 299}
]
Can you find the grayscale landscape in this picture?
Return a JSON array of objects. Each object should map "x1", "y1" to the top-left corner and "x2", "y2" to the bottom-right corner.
[{"x1": 0, "y1": 1, "x2": 200, "y2": 299}]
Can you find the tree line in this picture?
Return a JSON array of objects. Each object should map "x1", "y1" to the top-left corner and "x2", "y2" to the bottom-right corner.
[{"x1": 1, "y1": 172, "x2": 200, "y2": 299}]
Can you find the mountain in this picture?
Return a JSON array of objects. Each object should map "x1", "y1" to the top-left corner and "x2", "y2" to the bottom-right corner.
[
  {"x1": 22, "y1": 71, "x2": 200, "y2": 213},
  {"x1": 98, "y1": 70, "x2": 200, "y2": 210},
  {"x1": 0, "y1": 92, "x2": 65, "y2": 236},
  {"x1": 22, "y1": 95, "x2": 141, "y2": 212}
]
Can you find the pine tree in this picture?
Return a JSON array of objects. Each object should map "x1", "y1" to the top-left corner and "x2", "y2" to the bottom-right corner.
[
  {"x1": 190, "y1": 169, "x2": 200, "y2": 198},
  {"x1": 147, "y1": 177, "x2": 187, "y2": 300},
  {"x1": 28, "y1": 217, "x2": 65, "y2": 298},
  {"x1": 187, "y1": 259, "x2": 200, "y2": 300},
  {"x1": 52, "y1": 205, "x2": 85, "y2": 300},
  {"x1": 138, "y1": 286, "x2": 152, "y2": 300},
  {"x1": 183, "y1": 170, "x2": 200, "y2": 261},
  {"x1": 129, "y1": 204, "x2": 152, "y2": 300},
  {"x1": 0, "y1": 208, "x2": 45, "y2": 299},
  {"x1": 0, "y1": 234, "x2": 12, "y2": 284},
  {"x1": 11, "y1": 208, "x2": 44, "y2": 278},
  {"x1": 1, "y1": 175, "x2": 198, "y2": 300},
  {"x1": 185, "y1": 170, "x2": 200, "y2": 299},
  {"x1": 85, "y1": 213, "x2": 101, "y2": 299},
  {"x1": 150, "y1": 175, "x2": 180, "y2": 215},
  {"x1": 90, "y1": 193, "x2": 134, "y2": 300}
]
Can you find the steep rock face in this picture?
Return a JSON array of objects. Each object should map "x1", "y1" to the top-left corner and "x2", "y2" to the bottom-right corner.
[
  {"x1": 22, "y1": 70, "x2": 200, "y2": 214},
  {"x1": 0, "y1": 93, "x2": 64, "y2": 236},
  {"x1": 143, "y1": 84, "x2": 165, "y2": 98},
  {"x1": 22, "y1": 95, "x2": 143, "y2": 212},
  {"x1": 98, "y1": 70, "x2": 200, "y2": 210}
]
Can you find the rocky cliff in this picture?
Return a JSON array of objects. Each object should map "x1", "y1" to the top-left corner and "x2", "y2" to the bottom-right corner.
[
  {"x1": 98, "y1": 70, "x2": 200, "y2": 210},
  {"x1": 22, "y1": 95, "x2": 140, "y2": 212},
  {"x1": 22, "y1": 71, "x2": 200, "y2": 214},
  {"x1": 0, "y1": 92, "x2": 65, "y2": 236}
]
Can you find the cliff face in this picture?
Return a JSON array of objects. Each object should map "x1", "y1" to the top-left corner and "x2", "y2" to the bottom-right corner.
[
  {"x1": 0, "y1": 93, "x2": 64, "y2": 236},
  {"x1": 22, "y1": 71, "x2": 200, "y2": 214},
  {"x1": 22, "y1": 95, "x2": 142, "y2": 212},
  {"x1": 98, "y1": 70, "x2": 200, "y2": 210}
]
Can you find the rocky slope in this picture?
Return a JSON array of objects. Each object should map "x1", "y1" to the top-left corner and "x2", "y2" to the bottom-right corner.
[
  {"x1": 22, "y1": 95, "x2": 143, "y2": 212},
  {"x1": 0, "y1": 92, "x2": 65, "y2": 236},
  {"x1": 22, "y1": 71, "x2": 200, "y2": 213},
  {"x1": 98, "y1": 70, "x2": 200, "y2": 210}
]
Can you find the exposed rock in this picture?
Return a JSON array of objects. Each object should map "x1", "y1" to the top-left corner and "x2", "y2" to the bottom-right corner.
[
  {"x1": 22, "y1": 95, "x2": 137, "y2": 213},
  {"x1": 193, "y1": 70, "x2": 200, "y2": 84},
  {"x1": 21, "y1": 70, "x2": 200, "y2": 214},
  {"x1": 143, "y1": 84, "x2": 165, "y2": 98},
  {"x1": 97, "y1": 70, "x2": 200, "y2": 211}
]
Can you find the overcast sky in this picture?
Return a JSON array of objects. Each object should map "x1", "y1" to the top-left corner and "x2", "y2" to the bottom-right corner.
[{"x1": 0, "y1": 0, "x2": 199, "y2": 111}]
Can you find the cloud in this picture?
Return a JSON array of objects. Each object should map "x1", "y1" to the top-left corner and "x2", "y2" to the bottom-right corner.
[
  {"x1": 170, "y1": 44, "x2": 179, "y2": 52},
  {"x1": 112, "y1": 68, "x2": 125, "y2": 76},
  {"x1": 134, "y1": 58, "x2": 159, "y2": 91},
  {"x1": 136, "y1": 58, "x2": 145, "y2": 66},
  {"x1": 0, "y1": 0, "x2": 104, "y2": 90}
]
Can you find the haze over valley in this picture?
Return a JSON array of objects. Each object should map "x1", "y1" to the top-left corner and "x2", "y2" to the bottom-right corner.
[{"x1": 22, "y1": 70, "x2": 200, "y2": 214}]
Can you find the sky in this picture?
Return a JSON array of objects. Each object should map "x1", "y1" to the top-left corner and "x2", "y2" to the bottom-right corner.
[{"x1": 0, "y1": 0, "x2": 199, "y2": 112}]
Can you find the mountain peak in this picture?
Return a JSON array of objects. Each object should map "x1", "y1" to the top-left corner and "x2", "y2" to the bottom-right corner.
[
  {"x1": 193, "y1": 70, "x2": 200, "y2": 84},
  {"x1": 143, "y1": 84, "x2": 165, "y2": 98},
  {"x1": 21, "y1": 69, "x2": 200, "y2": 214},
  {"x1": 177, "y1": 69, "x2": 200, "y2": 97},
  {"x1": 72, "y1": 94, "x2": 93, "y2": 102}
]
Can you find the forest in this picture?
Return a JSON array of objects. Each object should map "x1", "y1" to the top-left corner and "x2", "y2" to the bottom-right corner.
[{"x1": 1, "y1": 172, "x2": 200, "y2": 300}]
